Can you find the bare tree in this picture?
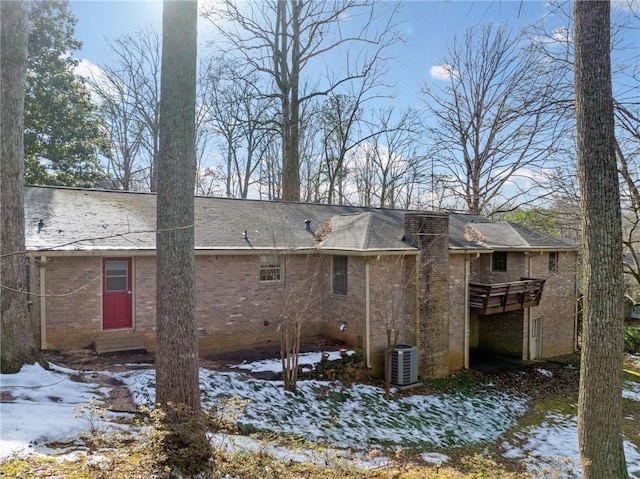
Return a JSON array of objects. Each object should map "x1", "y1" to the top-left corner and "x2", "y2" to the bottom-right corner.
[
  {"x1": 155, "y1": 0, "x2": 208, "y2": 472},
  {"x1": 320, "y1": 94, "x2": 360, "y2": 205},
  {"x1": 194, "y1": 59, "x2": 222, "y2": 197},
  {"x1": 317, "y1": 58, "x2": 390, "y2": 205},
  {"x1": 527, "y1": 0, "x2": 640, "y2": 241},
  {"x1": 1, "y1": 0, "x2": 43, "y2": 373},
  {"x1": 369, "y1": 255, "x2": 415, "y2": 399},
  {"x1": 91, "y1": 27, "x2": 162, "y2": 191},
  {"x1": 204, "y1": 0, "x2": 399, "y2": 201},
  {"x1": 90, "y1": 60, "x2": 146, "y2": 190},
  {"x1": 616, "y1": 98, "x2": 640, "y2": 298},
  {"x1": 298, "y1": 98, "x2": 325, "y2": 203},
  {"x1": 422, "y1": 24, "x2": 563, "y2": 215},
  {"x1": 574, "y1": 1, "x2": 628, "y2": 476},
  {"x1": 351, "y1": 107, "x2": 425, "y2": 208},
  {"x1": 258, "y1": 137, "x2": 283, "y2": 200},
  {"x1": 277, "y1": 254, "x2": 323, "y2": 392},
  {"x1": 204, "y1": 57, "x2": 275, "y2": 198}
]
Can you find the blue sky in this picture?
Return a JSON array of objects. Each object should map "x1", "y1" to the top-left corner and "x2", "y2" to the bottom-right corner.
[{"x1": 68, "y1": 0, "x2": 552, "y2": 111}]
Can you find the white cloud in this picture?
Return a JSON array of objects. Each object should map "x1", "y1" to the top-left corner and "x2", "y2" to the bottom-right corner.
[
  {"x1": 611, "y1": 0, "x2": 639, "y2": 12},
  {"x1": 74, "y1": 58, "x2": 103, "y2": 81},
  {"x1": 430, "y1": 64, "x2": 455, "y2": 81},
  {"x1": 74, "y1": 59, "x2": 121, "y2": 104},
  {"x1": 551, "y1": 26, "x2": 570, "y2": 43}
]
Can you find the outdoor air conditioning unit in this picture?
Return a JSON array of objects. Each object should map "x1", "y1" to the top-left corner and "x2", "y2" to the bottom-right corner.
[{"x1": 390, "y1": 344, "x2": 418, "y2": 386}]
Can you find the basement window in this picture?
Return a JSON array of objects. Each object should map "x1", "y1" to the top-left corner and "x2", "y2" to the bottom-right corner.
[
  {"x1": 492, "y1": 252, "x2": 507, "y2": 272},
  {"x1": 332, "y1": 256, "x2": 348, "y2": 295},
  {"x1": 259, "y1": 255, "x2": 282, "y2": 283}
]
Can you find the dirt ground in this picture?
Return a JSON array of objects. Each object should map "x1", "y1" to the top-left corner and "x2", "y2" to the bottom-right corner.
[
  {"x1": 42, "y1": 334, "x2": 347, "y2": 371},
  {"x1": 40, "y1": 335, "x2": 348, "y2": 412},
  {"x1": 39, "y1": 338, "x2": 583, "y2": 414}
]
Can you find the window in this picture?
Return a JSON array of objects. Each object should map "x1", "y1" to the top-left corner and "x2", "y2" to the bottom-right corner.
[
  {"x1": 105, "y1": 260, "x2": 128, "y2": 291},
  {"x1": 549, "y1": 252, "x2": 558, "y2": 273},
  {"x1": 492, "y1": 252, "x2": 507, "y2": 272},
  {"x1": 259, "y1": 255, "x2": 282, "y2": 283},
  {"x1": 332, "y1": 256, "x2": 348, "y2": 295}
]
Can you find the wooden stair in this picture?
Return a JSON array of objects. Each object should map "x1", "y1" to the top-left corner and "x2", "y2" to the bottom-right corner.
[{"x1": 95, "y1": 334, "x2": 147, "y2": 354}]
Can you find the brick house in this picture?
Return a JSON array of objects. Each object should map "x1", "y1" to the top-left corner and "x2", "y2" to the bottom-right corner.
[{"x1": 24, "y1": 185, "x2": 578, "y2": 377}]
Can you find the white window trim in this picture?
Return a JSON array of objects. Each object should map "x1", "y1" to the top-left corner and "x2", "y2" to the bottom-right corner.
[{"x1": 259, "y1": 255, "x2": 283, "y2": 283}]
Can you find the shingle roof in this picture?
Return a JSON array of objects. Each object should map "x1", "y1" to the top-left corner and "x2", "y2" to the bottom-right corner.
[
  {"x1": 24, "y1": 186, "x2": 577, "y2": 254},
  {"x1": 447, "y1": 213, "x2": 493, "y2": 251},
  {"x1": 24, "y1": 186, "x2": 411, "y2": 254},
  {"x1": 454, "y1": 215, "x2": 577, "y2": 251}
]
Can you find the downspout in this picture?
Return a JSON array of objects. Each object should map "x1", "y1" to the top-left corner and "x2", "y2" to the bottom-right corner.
[
  {"x1": 365, "y1": 259, "x2": 371, "y2": 368},
  {"x1": 464, "y1": 255, "x2": 471, "y2": 369},
  {"x1": 414, "y1": 254, "x2": 420, "y2": 363},
  {"x1": 39, "y1": 256, "x2": 47, "y2": 349}
]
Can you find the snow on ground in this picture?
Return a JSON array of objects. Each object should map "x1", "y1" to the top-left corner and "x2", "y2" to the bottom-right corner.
[
  {"x1": 0, "y1": 363, "x2": 112, "y2": 457},
  {"x1": 209, "y1": 433, "x2": 393, "y2": 470},
  {"x1": 230, "y1": 350, "x2": 353, "y2": 374},
  {"x1": 501, "y1": 380, "x2": 640, "y2": 478},
  {"x1": 624, "y1": 379, "x2": 640, "y2": 402},
  {"x1": 1, "y1": 359, "x2": 640, "y2": 476},
  {"x1": 118, "y1": 367, "x2": 528, "y2": 449}
]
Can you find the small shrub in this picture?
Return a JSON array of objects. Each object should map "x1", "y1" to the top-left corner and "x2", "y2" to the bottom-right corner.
[
  {"x1": 527, "y1": 455, "x2": 581, "y2": 479},
  {"x1": 625, "y1": 326, "x2": 640, "y2": 354},
  {"x1": 460, "y1": 453, "x2": 525, "y2": 479},
  {"x1": 141, "y1": 403, "x2": 212, "y2": 478},
  {"x1": 75, "y1": 400, "x2": 125, "y2": 453},
  {"x1": 208, "y1": 395, "x2": 251, "y2": 432}
]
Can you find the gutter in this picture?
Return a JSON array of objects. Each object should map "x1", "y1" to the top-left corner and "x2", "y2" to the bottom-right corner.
[{"x1": 25, "y1": 247, "x2": 420, "y2": 258}]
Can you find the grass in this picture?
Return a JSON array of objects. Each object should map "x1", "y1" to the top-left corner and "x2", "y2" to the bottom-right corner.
[
  {"x1": 628, "y1": 325, "x2": 640, "y2": 354},
  {"x1": 0, "y1": 448, "x2": 524, "y2": 479}
]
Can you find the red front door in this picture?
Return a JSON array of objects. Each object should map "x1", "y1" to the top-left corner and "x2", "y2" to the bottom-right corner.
[{"x1": 103, "y1": 258, "x2": 132, "y2": 330}]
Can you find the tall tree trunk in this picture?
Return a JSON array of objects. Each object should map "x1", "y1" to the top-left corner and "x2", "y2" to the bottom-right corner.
[
  {"x1": 574, "y1": 1, "x2": 628, "y2": 477},
  {"x1": 155, "y1": 2, "x2": 209, "y2": 472},
  {"x1": 1, "y1": 0, "x2": 42, "y2": 373},
  {"x1": 156, "y1": 0, "x2": 201, "y2": 412},
  {"x1": 285, "y1": 0, "x2": 301, "y2": 202}
]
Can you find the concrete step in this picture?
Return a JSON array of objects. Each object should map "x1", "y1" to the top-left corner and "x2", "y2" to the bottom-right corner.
[{"x1": 95, "y1": 334, "x2": 146, "y2": 354}]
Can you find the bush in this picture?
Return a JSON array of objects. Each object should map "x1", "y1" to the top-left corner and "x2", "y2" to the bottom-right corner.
[
  {"x1": 141, "y1": 403, "x2": 212, "y2": 478},
  {"x1": 625, "y1": 326, "x2": 640, "y2": 354}
]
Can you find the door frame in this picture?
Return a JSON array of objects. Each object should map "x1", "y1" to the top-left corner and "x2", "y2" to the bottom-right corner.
[
  {"x1": 529, "y1": 315, "x2": 543, "y2": 360},
  {"x1": 102, "y1": 257, "x2": 134, "y2": 330}
]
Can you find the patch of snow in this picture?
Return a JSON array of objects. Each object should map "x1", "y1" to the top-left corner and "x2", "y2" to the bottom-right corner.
[
  {"x1": 501, "y1": 405, "x2": 640, "y2": 478},
  {"x1": 118, "y1": 367, "x2": 529, "y2": 450},
  {"x1": 0, "y1": 363, "x2": 107, "y2": 458},
  {"x1": 421, "y1": 452, "x2": 449, "y2": 464},
  {"x1": 209, "y1": 433, "x2": 391, "y2": 470},
  {"x1": 230, "y1": 351, "x2": 354, "y2": 374},
  {"x1": 624, "y1": 380, "x2": 640, "y2": 402}
]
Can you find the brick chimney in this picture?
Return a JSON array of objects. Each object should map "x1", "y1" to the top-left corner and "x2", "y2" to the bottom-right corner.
[{"x1": 404, "y1": 213, "x2": 450, "y2": 378}]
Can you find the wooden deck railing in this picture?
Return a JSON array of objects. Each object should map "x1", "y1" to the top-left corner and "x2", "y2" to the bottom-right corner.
[{"x1": 469, "y1": 278, "x2": 546, "y2": 315}]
